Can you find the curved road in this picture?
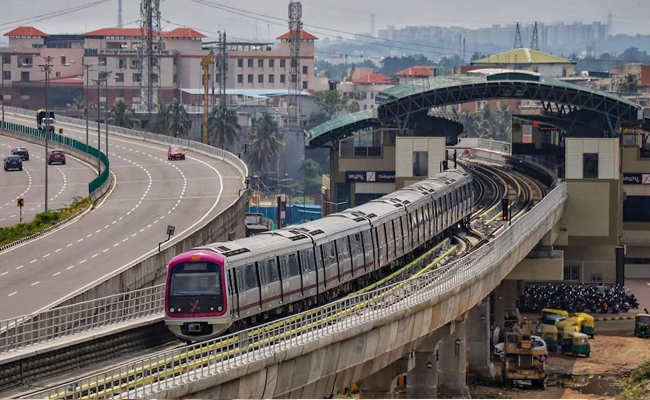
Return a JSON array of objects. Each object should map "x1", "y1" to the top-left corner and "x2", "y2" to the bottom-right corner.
[
  {"x1": 0, "y1": 136, "x2": 95, "y2": 227},
  {"x1": 0, "y1": 114, "x2": 243, "y2": 320}
]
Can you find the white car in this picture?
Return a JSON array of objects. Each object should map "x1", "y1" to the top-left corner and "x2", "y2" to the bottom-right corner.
[{"x1": 494, "y1": 335, "x2": 549, "y2": 359}]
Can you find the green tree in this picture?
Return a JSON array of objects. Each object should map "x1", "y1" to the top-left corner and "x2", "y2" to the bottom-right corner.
[
  {"x1": 348, "y1": 101, "x2": 361, "y2": 113},
  {"x1": 208, "y1": 104, "x2": 240, "y2": 149},
  {"x1": 148, "y1": 103, "x2": 172, "y2": 135},
  {"x1": 313, "y1": 90, "x2": 356, "y2": 118},
  {"x1": 108, "y1": 100, "x2": 140, "y2": 128},
  {"x1": 459, "y1": 110, "x2": 480, "y2": 137},
  {"x1": 168, "y1": 100, "x2": 192, "y2": 138},
  {"x1": 621, "y1": 73, "x2": 639, "y2": 94},
  {"x1": 306, "y1": 111, "x2": 330, "y2": 130},
  {"x1": 477, "y1": 104, "x2": 512, "y2": 141},
  {"x1": 246, "y1": 113, "x2": 285, "y2": 174},
  {"x1": 293, "y1": 159, "x2": 323, "y2": 201}
]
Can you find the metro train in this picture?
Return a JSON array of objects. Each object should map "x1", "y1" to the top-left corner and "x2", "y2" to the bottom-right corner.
[{"x1": 165, "y1": 169, "x2": 474, "y2": 342}]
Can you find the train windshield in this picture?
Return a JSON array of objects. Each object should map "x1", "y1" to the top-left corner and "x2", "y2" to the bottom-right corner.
[{"x1": 169, "y1": 262, "x2": 221, "y2": 296}]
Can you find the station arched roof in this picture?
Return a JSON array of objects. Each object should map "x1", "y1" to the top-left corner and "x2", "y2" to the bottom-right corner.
[{"x1": 306, "y1": 74, "x2": 644, "y2": 147}]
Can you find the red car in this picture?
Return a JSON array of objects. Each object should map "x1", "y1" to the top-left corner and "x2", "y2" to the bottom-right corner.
[
  {"x1": 168, "y1": 145, "x2": 186, "y2": 161},
  {"x1": 48, "y1": 149, "x2": 66, "y2": 165}
]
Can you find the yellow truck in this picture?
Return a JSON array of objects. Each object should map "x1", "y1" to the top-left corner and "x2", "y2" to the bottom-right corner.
[{"x1": 501, "y1": 330, "x2": 547, "y2": 389}]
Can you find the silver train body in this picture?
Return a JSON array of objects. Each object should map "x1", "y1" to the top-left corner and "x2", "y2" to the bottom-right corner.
[{"x1": 166, "y1": 169, "x2": 474, "y2": 341}]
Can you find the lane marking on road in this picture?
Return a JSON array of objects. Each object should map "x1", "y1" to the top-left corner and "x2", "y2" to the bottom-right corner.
[
  {"x1": 53, "y1": 272, "x2": 61, "y2": 277},
  {"x1": 7, "y1": 292, "x2": 17, "y2": 297},
  {"x1": 0, "y1": 271, "x2": 8, "y2": 276},
  {"x1": 29, "y1": 259, "x2": 37, "y2": 264},
  {"x1": 31, "y1": 281, "x2": 40, "y2": 286},
  {"x1": 15, "y1": 265, "x2": 24, "y2": 270}
]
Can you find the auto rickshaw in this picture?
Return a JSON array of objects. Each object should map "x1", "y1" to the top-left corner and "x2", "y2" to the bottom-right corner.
[
  {"x1": 574, "y1": 312, "x2": 595, "y2": 338},
  {"x1": 560, "y1": 331, "x2": 590, "y2": 357},
  {"x1": 542, "y1": 308, "x2": 569, "y2": 319},
  {"x1": 555, "y1": 319, "x2": 580, "y2": 335},
  {"x1": 541, "y1": 324, "x2": 558, "y2": 352},
  {"x1": 634, "y1": 314, "x2": 650, "y2": 338},
  {"x1": 564, "y1": 316, "x2": 585, "y2": 333}
]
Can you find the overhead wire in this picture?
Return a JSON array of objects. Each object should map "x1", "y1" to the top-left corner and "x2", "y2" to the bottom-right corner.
[
  {"x1": 187, "y1": 0, "x2": 465, "y2": 58},
  {"x1": 0, "y1": 0, "x2": 113, "y2": 30}
]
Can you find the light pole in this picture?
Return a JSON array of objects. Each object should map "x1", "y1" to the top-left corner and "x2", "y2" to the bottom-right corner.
[
  {"x1": 72, "y1": 60, "x2": 105, "y2": 151},
  {"x1": 1, "y1": 50, "x2": 5, "y2": 123},
  {"x1": 39, "y1": 56, "x2": 54, "y2": 212},
  {"x1": 34, "y1": 55, "x2": 68, "y2": 212},
  {"x1": 92, "y1": 69, "x2": 120, "y2": 173}
]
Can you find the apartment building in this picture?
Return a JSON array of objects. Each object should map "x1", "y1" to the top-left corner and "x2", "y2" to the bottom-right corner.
[
  {"x1": 1, "y1": 25, "x2": 319, "y2": 110},
  {"x1": 1, "y1": 27, "x2": 84, "y2": 109},
  {"x1": 337, "y1": 67, "x2": 395, "y2": 111}
]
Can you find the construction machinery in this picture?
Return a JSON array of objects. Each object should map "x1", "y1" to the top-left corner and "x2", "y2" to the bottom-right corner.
[
  {"x1": 501, "y1": 325, "x2": 547, "y2": 389},
  {"x1": 200, "y1": 50, "x2": 214, "y2": 145}
]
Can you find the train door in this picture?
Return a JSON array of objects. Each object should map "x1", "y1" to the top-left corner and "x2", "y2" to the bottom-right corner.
[
  {"x1": 362, "y1": 230, "x2": 375, "y2": 271},
  {"x1": 322, "y1": 242, "x2": 339, "y2": 285},
  {"x1": 385, "y1": 223, "x2": 395, "y2": 262},
  {"x1": 279, "y1": 253, "x2": 301, "y2": 303},
  {"x1": 349, "y1": 233, "x2": 365, "y2": 275},
  {"x1": 393, "y1": 219, "x2": 403, "y2": 258},
  {"x1": 299, "y1": 248, "x2": 316, "y2": 296},
  {"x1": 336, "y1": 237, "x2": 352, "y2": 282},
  {"x1": 239, "y1": 264, "x2": 260, "y2": 315},
  {"x1": 376, "y1": 226, "x2": 386, "y2": 267},
  {"x1": 259, "y1": 257, "x2": 281, "y2": 310}
]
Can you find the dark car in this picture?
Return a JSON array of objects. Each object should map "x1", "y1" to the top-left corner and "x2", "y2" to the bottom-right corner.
[
  {"x1": 4, "y1": 155, "x2": 23, "y2": 171},
  {"x1": 168, "y1": 145, "x2": 186, "y2": 161},
  {"x1": 11, "y1": 147, "x2": 29, "y2": 161},
  {"x1": 48, "y1": 149, "x2": 66, "y2": 165}
]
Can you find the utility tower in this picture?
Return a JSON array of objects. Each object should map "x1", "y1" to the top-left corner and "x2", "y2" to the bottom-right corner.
[
  {"x1": 513, "y1": 22, "x2": 523, "y2": 49},
  {"x1": 287, "y1": 0, "x2": 303, "y2": 135},
  {"x1": 216, "y1": 31, "x2": 228, "y2": 107},
  {"x1": 530, "y1": 21, "x2": 540, "y2": 51},
  {"x1": 117, "y1": 0, "x2": 123, "y2": 28},
  {"x1": 139, "y1": 0, "x2": 163, "y2": 113}
]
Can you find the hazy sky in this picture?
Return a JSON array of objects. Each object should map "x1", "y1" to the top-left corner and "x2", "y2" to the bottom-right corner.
[{"x1": 1, "y1": 0, "x2": 649, "y2": 42}]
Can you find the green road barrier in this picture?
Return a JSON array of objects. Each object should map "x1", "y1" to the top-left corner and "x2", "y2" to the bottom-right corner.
[{"x1": 0, "y1": 121, "x2": 110, "y2": 200}]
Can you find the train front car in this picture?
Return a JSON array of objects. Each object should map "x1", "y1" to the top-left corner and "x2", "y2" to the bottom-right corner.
[{"x1": 165, "y1": 250, "x2": 231, "y2": 342}]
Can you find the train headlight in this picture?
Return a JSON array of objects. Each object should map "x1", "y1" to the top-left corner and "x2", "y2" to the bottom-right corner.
[
  {"x1": 169, "y1": 307, "x2": 175, "y2": 313},
  {"x1": 217, "y1": 306, "x2": 223, "y2": 311}
]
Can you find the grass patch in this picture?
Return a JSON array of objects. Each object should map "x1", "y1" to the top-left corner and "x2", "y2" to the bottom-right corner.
[
  {"x1": 620, "y1": 358, "x2": 650, "y2": 399},
  {"x1": 0, "y1": 197, "x2": 92, "y2": 247}
]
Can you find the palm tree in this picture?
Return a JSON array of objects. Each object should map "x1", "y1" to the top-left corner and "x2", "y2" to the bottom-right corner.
[
  {"x1": 246, "y1": 113, "x2": 284, "y2": 173},
  {"x1": 168, "y1": 100, "x2": 192, "y2": 139},
  {"x1": 459, "y1": 110, "x2": 480, "y2": 137},
  {"x1": 108, "y1": 100, "x2": 140, "y2": 128},
  {"x1": 621, "y1": 73, "x2": 639, "y2": 94},
  {"x1": 208, "y1": 104, "x2": 241, "y2": 150},
  {"x1": 148, "y1": 103, "x2": 172, "y2": 135}
]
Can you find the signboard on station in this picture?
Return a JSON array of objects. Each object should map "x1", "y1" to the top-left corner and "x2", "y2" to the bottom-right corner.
[
  {"x1": 346, "y1": 171, "x2": 396, "y2": 183},
  {"x1": 623, "y1": 173, "x2": 650, "y2": 185}
]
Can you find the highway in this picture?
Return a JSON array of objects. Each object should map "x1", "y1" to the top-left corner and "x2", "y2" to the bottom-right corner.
[
  {"x1": 0, "y1": 114, "x2": 243, "y2": 320},
  {"x1": 0, "y1": 135, "x2": 95, "y2": 227}
]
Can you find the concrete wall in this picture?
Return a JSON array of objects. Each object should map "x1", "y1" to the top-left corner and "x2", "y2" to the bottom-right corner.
[
  {"x1": 147, "y1": 191, "x2": 566, "y2": 399},
  {"x1": 396, "y1": 137, "x2": 445, "y2": 178}
]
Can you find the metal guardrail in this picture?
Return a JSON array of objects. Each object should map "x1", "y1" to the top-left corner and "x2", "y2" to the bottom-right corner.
[
  {"x1": 0, "y1": 121, "x2": 110, "y2": 200},
  {"x1": 0, "y1": 286, "x2": 165, "y2": 354},
  {"x1": 2, "y1": 106, "x2": 248, "y2": 182},
  {"x1": 477, "y1": 138, "x2": 511, "y2": 154},
  {"x1": 24, "y1": 182, "x2": 567, "y2": 399}
]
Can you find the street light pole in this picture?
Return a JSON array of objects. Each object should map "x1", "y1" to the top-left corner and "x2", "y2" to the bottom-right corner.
[
  {"x1": 96, "y1": 74, "x2": 101, "y2": 174},
  {"x1": 39, "y1": 56, "x2": 55, "y2": 212},
  {"x1": 1, "y1": 52, "x2": 5, "y2": 123}
]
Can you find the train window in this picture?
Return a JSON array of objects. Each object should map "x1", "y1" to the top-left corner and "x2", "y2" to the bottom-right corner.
[
  {"x1": 287, "y1": 253, "x2": 300, "y2": 276},
  {"x1": 279, "y1": 255, "x2": 289, "y2": 278},
  {"x1": 336, "y1": 238, "x2": 349, "y2": 262},
  {"x1": 243, "y1": 264, "x2": 257, "y2": 290},
  {"x1": 323, "y1": 242, "x2": 337, "y2": 267},
  {"x1": 315, "y1": 246, "x2": 324, "y2": 271},
  {"x1": 362, "y1": 230, "x2": 372, "y2": 252},
  {"x1": 351, "y1": 234, "x2": 362, "y2": 257},
  {"x1": 301, "y1": 249, "x2": 315, "y2": 273},
  {"x1": 265, "y1": 258, "x2": 280, "y2": 283},
  {"x1": 235, "y1": 267, "x2": 245, "y2": 291}
]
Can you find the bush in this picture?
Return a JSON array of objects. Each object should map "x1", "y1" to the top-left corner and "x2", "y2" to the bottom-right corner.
[
  {"x1": 621, "y1": 359, "x2": 650, "y2": 399},
  {"x1": 0, "y1": 198, "x2": 91, "y2": 246}
]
